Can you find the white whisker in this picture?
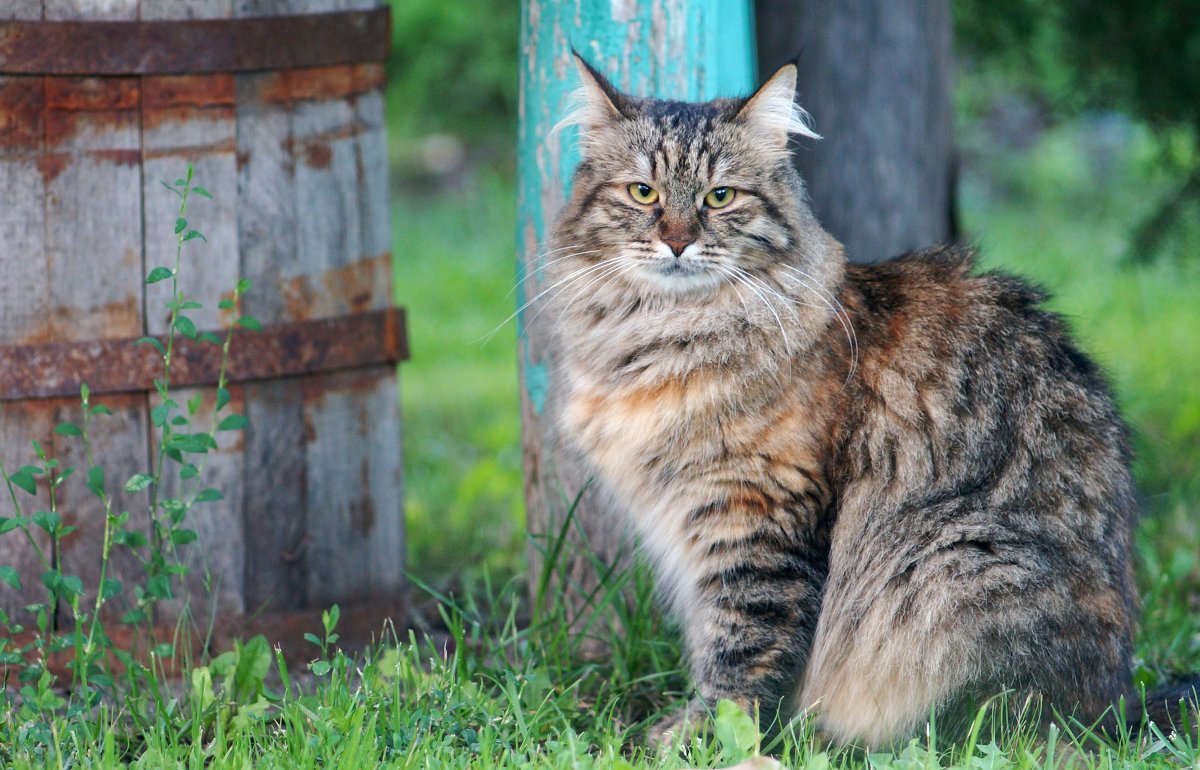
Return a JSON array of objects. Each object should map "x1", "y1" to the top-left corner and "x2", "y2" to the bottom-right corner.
[
  {"x1": 729, "y1": 266, "x2": 793, "y2": 357},
  {"x1": 775, "y1": 263, "x2": 858, "y2": 384},
  {"x1": 478, "y1": 258, "x2": 625, "y2": 344},
  {"x1": 508, "y1": 248, "x2": 605, "y2": 297}
]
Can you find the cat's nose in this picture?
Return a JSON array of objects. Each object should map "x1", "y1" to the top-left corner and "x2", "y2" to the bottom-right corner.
[{"x1": 662, "y1": 237, "x2": 694, "y2": 257}]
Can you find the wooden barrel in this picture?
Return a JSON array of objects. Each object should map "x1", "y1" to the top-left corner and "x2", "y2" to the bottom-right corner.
[{"x1": 0, "y1": 0, "x2": 406, "y2": 650}]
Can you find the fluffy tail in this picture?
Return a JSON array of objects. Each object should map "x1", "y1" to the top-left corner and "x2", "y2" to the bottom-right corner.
[{"x1": 1135, "y1": 678, "x2": 1200, "y2": 733}]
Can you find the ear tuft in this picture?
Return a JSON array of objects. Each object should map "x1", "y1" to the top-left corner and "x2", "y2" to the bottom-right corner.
[
  {"x1": 736, "y1": 63, "x2": 820, "y2": 146},
  {"x1": 551, "y1": 53, "x2": 628, "y2": 146}
]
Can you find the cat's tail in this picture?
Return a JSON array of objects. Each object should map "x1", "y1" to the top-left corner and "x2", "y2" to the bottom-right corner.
[{"x1": 1133, "y1": 678, "x2": 1200, "y2": 734}]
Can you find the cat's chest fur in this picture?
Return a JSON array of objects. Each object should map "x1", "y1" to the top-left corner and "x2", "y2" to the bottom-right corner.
[{"x1": 560, "y1": 298, "x2": 829, "y2": 520}]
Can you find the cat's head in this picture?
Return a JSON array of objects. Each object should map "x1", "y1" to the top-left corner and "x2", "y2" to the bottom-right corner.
[{"x1": 552, "y1": 55, "x2": 831, "y2": 299}]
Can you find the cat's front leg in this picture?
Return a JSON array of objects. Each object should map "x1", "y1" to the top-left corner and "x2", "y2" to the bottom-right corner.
[{"x1": 662, "y1": 494, "x2": 830, "y2": 738}]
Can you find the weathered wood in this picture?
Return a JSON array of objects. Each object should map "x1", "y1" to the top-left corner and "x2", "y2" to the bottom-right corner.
[
  {"x1": 44, "y1": 0, "x2": 137, "y2": 22},
  {"x1": 303, "y1": 368, "x2": 404, "y2": 608},
  {"x1": 0, "y1": 0, "x2": 403, "y2": 643},
  {"x1": 0, "y1": 1, "x2": 39, "y2": 21},
  {"x1": 755, "y1": 0, "x2": 956, "y2": 263},
  {"x1": 517, "y1": 0, "x2": 756, "y2": 615}
]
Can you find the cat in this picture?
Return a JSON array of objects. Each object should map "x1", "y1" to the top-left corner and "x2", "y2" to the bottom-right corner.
[{"x1": 543, "y1": 55, "x2": 1198, "y2": 746}]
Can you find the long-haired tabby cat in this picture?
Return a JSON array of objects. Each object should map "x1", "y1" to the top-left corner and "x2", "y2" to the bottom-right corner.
[{"x1": 544, "y1": 56, "x2": 1198, "y2": 747}]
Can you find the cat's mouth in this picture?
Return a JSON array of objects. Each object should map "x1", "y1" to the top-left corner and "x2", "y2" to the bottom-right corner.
[{"x1": 636, "y1": 258, "x2": 723, "y2": 294}]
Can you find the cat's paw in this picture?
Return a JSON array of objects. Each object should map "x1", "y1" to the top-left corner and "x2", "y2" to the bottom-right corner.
[{"x1": 648, "y1": 699, "x2": 711, "y2": 749}]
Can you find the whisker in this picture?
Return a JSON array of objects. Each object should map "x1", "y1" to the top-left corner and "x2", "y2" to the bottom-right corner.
[
  {"x1": 549, "y1": 259, "x2": 636, "y2": 333},
  {"x1": 775, "y1": 263, "x2": 858, "y2": 384},
  {"x1": 508, "y1": 249, "x2": 605, "y2": 297},
  {"x1": 478, "y1": 259, "x2": 624, "y2": 344},
  {"x1": 729, "y1": 266, "x2": 792, "y2": 357}
]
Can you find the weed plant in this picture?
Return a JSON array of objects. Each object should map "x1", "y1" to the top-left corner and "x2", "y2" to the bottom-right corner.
[{"x1": 0, "y1": 165, "x2": 263, "y2": 755}]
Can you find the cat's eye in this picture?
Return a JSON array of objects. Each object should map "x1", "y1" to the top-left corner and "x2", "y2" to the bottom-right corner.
[
  {"x1": 627, "y1": 183, "x2": 659, "y2": 205},
  {"x1": 704, "y1": 187, "x2": 736, "y2": 209}
]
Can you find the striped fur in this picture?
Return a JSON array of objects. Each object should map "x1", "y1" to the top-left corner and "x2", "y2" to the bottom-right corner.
[{"x1": 544, "y1": 61, "x2": 1179, "y2": 746}]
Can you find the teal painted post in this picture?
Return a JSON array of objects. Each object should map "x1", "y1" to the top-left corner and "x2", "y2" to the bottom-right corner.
[{"x1": 516, "y1": 0, "x2": 757, "y2": 605}]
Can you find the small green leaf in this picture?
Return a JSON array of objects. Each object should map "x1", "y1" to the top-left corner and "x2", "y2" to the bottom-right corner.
[
  {"x1": 218, "y1": 414, "x2": 247, "y2": 432},
  {"x1": 714, "y1": 700, "x2": 760, "y2": 760},
  {"x1": 9, "y1": 472, "x2": 36, "y2": 496},
  {"x1": 174, "y1": 178, "x2": 187, "y2": 186},
  {"x1": 170, "y1": 529, "x2": 198, "y2": 545},
  {"x1": 136, "y1": 336, "x2": 166, "y2": 356},
  {"x1": 199, "y1": 332, "x2": 223, "y2": 345},
  {"x1": 192, "y1": 186, "x2": 212, "y2": 199},
  {"x1": 0, "y1": 566, "x2": 19, "y2": 590},
  {"x1": 150, "y1": 403, "x2": 170, "y2": 427},
  {"x1": 182, "y1": 230, "x2": 206, "y2": 243},
  {"x1": 174, "y1": 218, "x2": 187, "y2": 234},
  {"x1": 309, "y1": 660, "x2": 331, "y2": 676},
  {"x1": 124, "y1": 473, "x2": 153, "y2": 493},
  {"x1": 121, "y1": 609, "x2": 148, "y2": 625},
  {"x1": 303, "y1": 633, "x2": 322, "y2": 647},
  {"x1": 40, "y1": 569, "x2": 60, "y2": 592},
  {"x1": 216, "y1": 388, "x2": 231, "y2": 411},
  {"x1": 165, "y1": 433, "x2": 217, "y2": 455},
  {"x1": 174, "y1": 316, "x2": 197, "y2": 340},
  {"x1": 60, "y1": 575, "x2": 84, "y2": 599},
  {"x1": 0, "y1": 518, "x2": 22, "y2": 535},
  {"x1": 54, "y1": 422, "x2": 81, "y2": 437},
  {"x1": 194, "y1": 488, "x2": 223, "y2": 503},
  {"x1": 217, "y1": 298, "x2": 235, "y2": 310},
  {"x1": 114, "y1": 530, "x2": 148, "y2": 549},
  {"x1": 171, "y1": 415, "x2": 189, "y2": 426},
  {"x1": 91, "y1": 403, "x2": 113, "y2": 416},
  {"x1": 235, "y1": 278, "x2": 251, "y2": 294},
  {"x1": 179, "y1": 464, "x2": 199, "y2": 480},
  {"x1": 187, "y1": 395, "x2": 202, "y2": 415},
  {"x1": 100, "y1": 579, "x2": 123, "y2": 600},
  {"x1": 32, "y1": 510, "x2": 60, "y2": 535},
  {"x1": 31, "y1": 440, "x2": 45, "y2": 460},
  {"x1": 236, "y1": 316, "x2": 262, "y2": 332},
  {"x1": 146, "y1": 267, "x2": 173, "y2": 284},
  {"x1": 87, "y1": 465, "x2": 105, "y2": 497},
  {"x1": 80, "y1": 383, "x2": 90, "y2": 403},
  {"x1": 178, "y1": 301, "x2": 202, "y2": 311}
]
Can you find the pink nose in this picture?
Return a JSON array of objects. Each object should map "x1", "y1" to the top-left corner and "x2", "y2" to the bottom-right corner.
[{"x1": 663, "y1": 237, "x2": 693, "y2": 256}]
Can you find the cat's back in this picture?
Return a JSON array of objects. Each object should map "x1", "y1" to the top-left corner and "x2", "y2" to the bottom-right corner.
[
  {"x1": 832, "y1": 243, "x2": 1136, "y2": 620},
  {"x1": 840, "y1": 245, "x2": 1127, "y2": 450}
]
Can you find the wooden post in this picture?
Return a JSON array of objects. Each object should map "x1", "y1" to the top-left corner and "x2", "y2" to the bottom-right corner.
[
  {"x1": 755, "y1": 0, "x2": 956, "y2": 263},
  {"x1": 517, "y1": 0, "x2": 757, "y2": 612}
]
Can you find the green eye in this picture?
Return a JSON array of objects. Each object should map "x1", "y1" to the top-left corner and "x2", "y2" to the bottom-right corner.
[
  {"x1": 628, "y1": 183, "x2": 659, "y2": 205},
  {"x1": 704, "y1": 187, "x2": 735, "y2": 208}
]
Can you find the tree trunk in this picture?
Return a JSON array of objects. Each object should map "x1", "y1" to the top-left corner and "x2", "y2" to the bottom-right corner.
[
  {"x1": 517, "y1": 0, "x2": 756, "y2": 618},
  {"x1": 755, "y1": 0, "x2": 956, "y2": 263}
]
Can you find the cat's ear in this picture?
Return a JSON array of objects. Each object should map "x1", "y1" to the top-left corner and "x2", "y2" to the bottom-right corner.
[
  {"x1": 735, "y1": 63, "x2": 820, "y2": 148},
  {"x1": 554, "y1": 53, "x2": 629, "y2": 146}
]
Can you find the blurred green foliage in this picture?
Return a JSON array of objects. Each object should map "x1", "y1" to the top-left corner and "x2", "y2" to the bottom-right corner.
[
  {"x1": 385, "y1": 0, "x2": 518, "y2": 145},
  {"x1": 957, "y1": 0, "x2": 1200, "y2": 131},
  {"x1": 956, "y1": 0, "x2": 1200, "y2": 262}
]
